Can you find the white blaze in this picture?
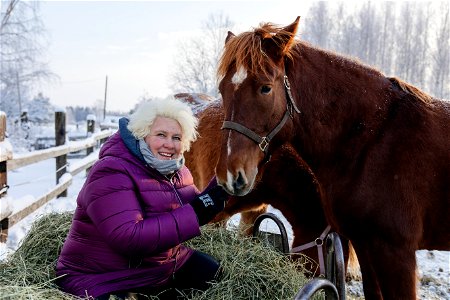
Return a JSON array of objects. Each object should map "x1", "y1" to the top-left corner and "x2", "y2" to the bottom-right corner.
[
  {"x1": 227, "y1": 108, "x2": 235, "y2": 156},
  {"x1": 231, "y1": 67, "x2": 247, "y2": 86},
  {"x1": 226, "y1": 170, "x2": 234, "y2": 193},
  {"x1": 227, "y1": 129, "x2": 232, "y2": 156}
]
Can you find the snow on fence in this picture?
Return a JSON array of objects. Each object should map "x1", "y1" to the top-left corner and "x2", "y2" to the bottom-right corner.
[{"x1": 0, "y1": 111, "x2": 113, "y2": 243}]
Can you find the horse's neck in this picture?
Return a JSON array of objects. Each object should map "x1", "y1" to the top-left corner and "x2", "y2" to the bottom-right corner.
[{"x1": 289, "y1": 43, "x2": 392, "y2": 168}]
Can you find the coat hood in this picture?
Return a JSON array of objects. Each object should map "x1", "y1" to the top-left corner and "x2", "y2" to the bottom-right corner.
[{"x1": 99, "y1": 117, "x2": 145, "y2": 165}]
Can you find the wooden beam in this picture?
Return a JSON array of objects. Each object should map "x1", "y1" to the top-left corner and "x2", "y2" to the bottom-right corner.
[
  {"x1": 6, "y1": 130, "x2": 113, "y2": 171},
  {"x1": 8, "y1": 178, "x2": 73, "y2": 228}
]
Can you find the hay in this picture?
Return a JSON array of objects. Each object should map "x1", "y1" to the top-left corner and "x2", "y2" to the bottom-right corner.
[
  {"x1": 185, "y1": 225, "x2": 322, "y2": 300},
  {"x1": 0, "y1": 212, "x2": 323, "y2": 300},
  {"x1": 0, "y1": 212, "x2": 79, "y2": 299}
]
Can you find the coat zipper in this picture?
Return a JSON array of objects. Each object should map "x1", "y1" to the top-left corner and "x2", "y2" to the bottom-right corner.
[
  {"x1": 166, "y1": 173, "x2": 182, "y2": 279},
  {"x1": 166, "y1": 174, "x2": 184, "y2": 206}
]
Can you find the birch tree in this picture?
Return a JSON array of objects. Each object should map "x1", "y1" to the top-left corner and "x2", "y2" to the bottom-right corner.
[
  {"x1": 302, "y1": 2, "x2": 332, "y2": 49},
  {"x1": 431, "y1": 2, "x2": 450, "y2": 99},
  {"x1": 302, "y1": 1, "x2": 448, "y2": 99}
]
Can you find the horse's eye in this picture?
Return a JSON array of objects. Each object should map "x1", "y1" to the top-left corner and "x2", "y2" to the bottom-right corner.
[{"x1": 260, "y1": 85, "x2": 272, "y2": 95}]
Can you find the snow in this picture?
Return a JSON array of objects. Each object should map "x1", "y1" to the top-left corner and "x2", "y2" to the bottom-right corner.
[
  {"x1": 0, "y1": 156, "x2": 86, "y2": 257},
  {"x1": 0, "y1": 154, "x2": 449, "y2": 299},
  {"x1": 54, "y1": 106, "x2": 66, "y2": 113},
  {"x1": 0, "y1": 195, "x2": 12, "y2": 220},
  {"x1": 99, "y1": 115, "x2": 121, "y2": 130},
  {"x1": 0, "y1": 138, "x2": 13, "y2": 161}
]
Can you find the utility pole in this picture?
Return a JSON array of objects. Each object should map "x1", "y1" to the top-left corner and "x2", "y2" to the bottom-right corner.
[
  {"x1": 16, "y1": 71, "x2": 21, "y2": 116},
  {"x1": 103, "y1": 75, "x2": 108, "y2": 120}
]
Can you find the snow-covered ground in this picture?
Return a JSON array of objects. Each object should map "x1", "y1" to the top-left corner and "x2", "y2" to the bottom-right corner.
[{"x1": 0, "y1": 157, "x2": 449, "y2": 299}]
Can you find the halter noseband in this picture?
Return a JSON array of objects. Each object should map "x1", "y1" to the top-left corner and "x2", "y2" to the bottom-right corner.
[
  {"x1": 221, "y1": 75, "x2": 300, "y2": 162},
  {"x1": 290, "y1": 225, "x2": 331, "y2": 276}
]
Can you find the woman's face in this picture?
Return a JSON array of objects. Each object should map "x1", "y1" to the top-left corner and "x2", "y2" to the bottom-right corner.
[{"x1": 144, "y1": 116, "x2": 183, "y2": 160}]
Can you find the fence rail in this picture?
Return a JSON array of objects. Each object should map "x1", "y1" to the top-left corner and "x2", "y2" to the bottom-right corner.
[
  {"x1": 0, "y1": 111, "x2": 114, "y2": 242},
  {"x1": 7, "y1": 130, "x2": 111, "y2": 171}
]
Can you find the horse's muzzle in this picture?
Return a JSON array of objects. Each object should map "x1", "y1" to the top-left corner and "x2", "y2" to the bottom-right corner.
[{"x1": 224, "y1": 169, "x2": 253, "y2": 196}]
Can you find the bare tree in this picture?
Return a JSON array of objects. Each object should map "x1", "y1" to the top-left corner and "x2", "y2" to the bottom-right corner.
[
  {"x1": 332, "y1": 2, "x2": 359, "y2": 55},
  {"x1": 0, "y1": 0, "x2": 55, "y2": 119},
  {"x1": 302, "y1": 2, "x2": 332, "y2": 49},
  {"x1": 169, "y1": 12, "x2": 233, "y2": 97},
  {"x1": 394, "y1": 2, "x2": 416, "y2": 82},
  {"x1": 431, "y1": 2, "x2": 450, "y2": 99},
  {"x1": 379, "y1": 2, "x2": 396, "y2": 75},
  {"x1": 303, "y1": 2, "x2": 447, "y2": 99},
  {"x1": 412, "y1": 3, "x2": 432, "y2": 90}
]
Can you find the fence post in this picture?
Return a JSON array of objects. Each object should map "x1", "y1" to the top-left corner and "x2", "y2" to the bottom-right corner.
[
  {"x1": 86, "y1": 115, "x2": 96, "y2": 175},
  {"x1": 86, "y1": 116, "x2": 95, "y2": 156},
  {"x1": 0, "y1": 112, "x2": 7, "y2": 192},
  {"x1": 0, "y1": 112, "x2": 10, "y2": 242},
  {"x1": 55, "y1": 111, "x2": 67, "y2": 197}
]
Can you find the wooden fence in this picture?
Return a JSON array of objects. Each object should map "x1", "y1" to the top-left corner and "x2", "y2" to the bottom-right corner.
[{"x1": 0, "y1": 111, "x2": 114, "y2": 242}]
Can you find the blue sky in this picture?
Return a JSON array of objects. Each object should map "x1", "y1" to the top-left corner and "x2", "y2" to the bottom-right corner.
[{"x1": 40, "y1": 1, "x2": 311, "y2": 112}]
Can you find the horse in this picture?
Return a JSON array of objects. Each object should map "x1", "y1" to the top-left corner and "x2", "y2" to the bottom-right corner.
[
  {"x1": 183, "y1": 100, "x2": 267, "y2": 233},
  {"x1": 184, "y1": 100, "x2": 353, "y2": 277},
  {"x1": 215, "y1": 17, "x2": 450, "y2": 300}
]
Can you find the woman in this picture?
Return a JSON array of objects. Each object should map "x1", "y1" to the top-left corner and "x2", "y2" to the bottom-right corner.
[{"x1": 56, "y1": 98, "x2": 228, "y2": 299}]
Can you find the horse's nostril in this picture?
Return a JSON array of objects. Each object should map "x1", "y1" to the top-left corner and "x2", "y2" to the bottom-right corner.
[{"x1": 233, "y1": 171, "x2": 247, "y2": 191}]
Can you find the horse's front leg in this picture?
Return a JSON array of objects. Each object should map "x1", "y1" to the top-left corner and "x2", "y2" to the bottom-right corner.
[
  {"x1": 239, "y1": 204, "x2": 268, "y2": 235},
  {"x1": 368, "y1": 238, "x2": 417, "y2": 299},
  {"x1": 351, "y1": 240, "x2": 383, "y2": 300},
  {"x1": 354, "y1": 237, "x2": 417, "y2": 300}
]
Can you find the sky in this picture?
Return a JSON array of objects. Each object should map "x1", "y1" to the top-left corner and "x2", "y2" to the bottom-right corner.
[{"x1": 39, "y1": 0, "x2": 312, "y2": 113}]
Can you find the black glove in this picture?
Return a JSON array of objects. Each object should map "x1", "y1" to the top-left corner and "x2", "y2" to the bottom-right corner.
[{"x1": 190, "y1": 177, "x2": 229, "y2": 226}]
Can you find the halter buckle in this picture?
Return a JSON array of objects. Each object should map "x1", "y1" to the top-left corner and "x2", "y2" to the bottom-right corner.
[
  {"x1": 259, "y1": 137, "x2": 269, "y2": 152},
  {"x1": 284, "y1": 75, "x2": 291, "y2": 90}
]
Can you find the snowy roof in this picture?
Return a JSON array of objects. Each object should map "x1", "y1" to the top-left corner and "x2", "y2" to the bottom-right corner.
[{"x1": 99, "y1": 115, "x2": 122, "y2": 129}]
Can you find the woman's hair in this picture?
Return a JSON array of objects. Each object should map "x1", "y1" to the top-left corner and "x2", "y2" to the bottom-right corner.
[{"x1": 128, "y1": 97, "x2": 198, "y2": 152}]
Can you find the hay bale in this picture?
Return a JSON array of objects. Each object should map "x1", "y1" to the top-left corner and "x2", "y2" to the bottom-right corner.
[
  {"x1": 186, "y1": 226, "x2": 320, "y2": 300},
  {"x1": 0, "y1": 212, "x2": 79, "y2": 299},
  {"x1": 0, "y1": 212, "x2": 322, "y2": 300}
]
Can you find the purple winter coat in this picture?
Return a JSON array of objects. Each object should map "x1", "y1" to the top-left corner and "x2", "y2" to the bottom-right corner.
[{"x1": 56, "y1": 131, "x2": 202, "y2": 297}]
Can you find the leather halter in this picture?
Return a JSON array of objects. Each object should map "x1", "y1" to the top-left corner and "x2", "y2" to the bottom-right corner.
[
  {"x1": 221, "y1": 75, "x2": 300, "y2": 162},
  {"x1": 290, "y1": 225, "x2": 331, "y2": 276}
]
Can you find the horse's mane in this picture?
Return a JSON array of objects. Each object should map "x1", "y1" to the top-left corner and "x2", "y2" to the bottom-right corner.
[
  {"x1": 217, "y1": 23, "x2": 299, "y2": 79},
  {"x1": 389, "y1": 77, "x2": 433, "y2": 104}
]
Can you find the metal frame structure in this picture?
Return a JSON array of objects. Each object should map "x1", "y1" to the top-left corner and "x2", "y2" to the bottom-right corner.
[{"x1": 253, "y1": 213, "x2": 346, "y2": 300}]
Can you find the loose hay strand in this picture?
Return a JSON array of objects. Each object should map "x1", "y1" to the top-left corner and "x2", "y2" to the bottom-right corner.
[{"x1": 0, "y1": 212, "x2": 323, "y2": 300}]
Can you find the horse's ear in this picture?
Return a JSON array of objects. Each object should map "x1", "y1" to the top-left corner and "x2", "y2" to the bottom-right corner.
[
  {"x1": 262, "y1": 17, "x2": 300, "y2": 62},
  {"x1": 279, "y1": 16, "x2": 300, "y2": 55},
  {"x1": 225, "y1": 31, "x2": 236, "y2": 44},
  {"x1": 284, "y1": 16, "x2": 300, "y2": 36}
]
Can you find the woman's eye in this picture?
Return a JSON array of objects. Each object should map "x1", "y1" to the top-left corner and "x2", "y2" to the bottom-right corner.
[
  {"x1": 173, "y1": 136, "x2": 181, "y2": 141},
  {"x1": 261, "y1": 85, "x2": 272, "y2": 95},
  {"x1": 157, "y1": 133, "x2": 165, "y2": 137}
]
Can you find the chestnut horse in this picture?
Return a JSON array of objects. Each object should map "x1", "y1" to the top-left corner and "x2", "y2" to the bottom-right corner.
[
  {"x1": 184, "y1": 100, "x2": 350, "y2": 276},
  {"x1": 184, "y1": 100, "x2": 268, "y2": 232},
  {"x1": 215, "y1": 17, "x2": 450, "y2": 299}
]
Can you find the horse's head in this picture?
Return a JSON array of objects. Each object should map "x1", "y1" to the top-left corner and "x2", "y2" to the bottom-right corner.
[{"x1": 216, "y1": 17, "x2": 300, "y2": 196}]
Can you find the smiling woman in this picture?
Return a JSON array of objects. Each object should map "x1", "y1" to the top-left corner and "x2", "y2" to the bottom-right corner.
[{"x1": 55, "y1": 97, "x2": 230, "y2": 299}]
